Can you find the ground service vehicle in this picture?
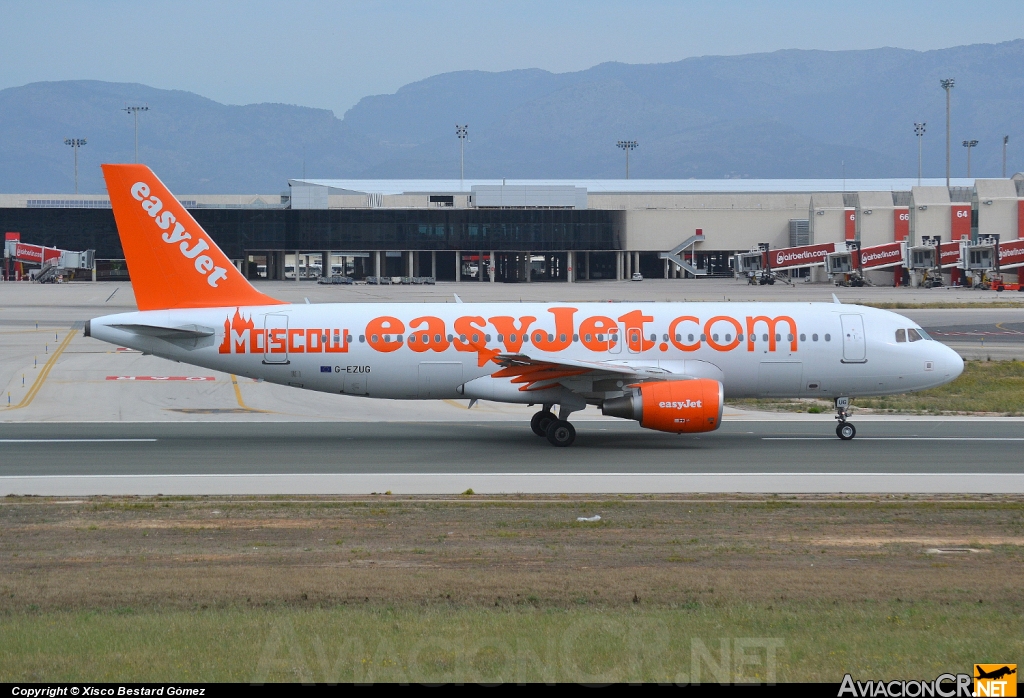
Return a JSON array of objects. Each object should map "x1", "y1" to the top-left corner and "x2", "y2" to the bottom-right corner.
[{"x1": 86, "y1": 165, "x2": 964, "y2": 446}]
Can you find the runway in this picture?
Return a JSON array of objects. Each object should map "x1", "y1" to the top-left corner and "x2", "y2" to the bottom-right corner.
[
  {"x1": 2, "y1": 420, "x2": 1021, "y2": 494},
  {"x1": 3, "y1": 281, "x2": 1022, "y2": 494}
]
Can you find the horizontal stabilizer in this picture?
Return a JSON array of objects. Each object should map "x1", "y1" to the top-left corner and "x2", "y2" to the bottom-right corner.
[{"x1": 110, "y1": 323, "x2": 216, "y2": 339}]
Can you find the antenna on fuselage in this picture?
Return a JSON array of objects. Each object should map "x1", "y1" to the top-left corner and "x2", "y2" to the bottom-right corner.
[
  {"x1": 454, "y1": 293, "x2": 463, "y2": 304},
  {"x1": 832, "y1": 293, "x2": 841, "y2": 304}
]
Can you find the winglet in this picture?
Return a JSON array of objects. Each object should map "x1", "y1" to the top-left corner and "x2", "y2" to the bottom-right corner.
[
  {"x1": 832, "y1": 293, "x2": 841, "y2": 304},
  {"x1": 101, "y1": 164, "x2": 285, "y2": 311}
]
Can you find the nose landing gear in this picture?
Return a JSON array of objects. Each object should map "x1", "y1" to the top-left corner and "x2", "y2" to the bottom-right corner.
[{"x1": 834, "y1": 397, "x2": 856, "y2": 440}]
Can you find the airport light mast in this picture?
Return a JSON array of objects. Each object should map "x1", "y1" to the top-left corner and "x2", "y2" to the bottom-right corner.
[
  {"x1": 617, "y1": 140, "x2": 638, "y2": 179},
  {"x1": 963, "y1": 139, "x2": 978, "y2": 178},
  {"x1": 123, "y1": 105, "x2": 149, "y2": 163},
  {"x1": 456, "y1": 124, "x2": 468, "y2": 188},
  {"x1": 914, "y1": 122, "x2": 926, "y2": 185},
  {"x1": 64, "y1": 138, "x2": 87, "y2": 194},
  {"x1": 940, "y1": 78, "x2": 954, "y2": 187},
  {"x1": 1003, "y1": 135, "x2": 1009, "y2": 178}
]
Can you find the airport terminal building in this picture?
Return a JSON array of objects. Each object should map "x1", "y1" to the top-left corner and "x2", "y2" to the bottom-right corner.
[{"x1": 2, "y1": 176, "x2": 1023, "y2": 283}]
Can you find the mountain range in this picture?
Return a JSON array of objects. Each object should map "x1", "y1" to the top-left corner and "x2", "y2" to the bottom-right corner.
[{"x1": 1, "y1": 40, "x2": 1021, "y2": 194}]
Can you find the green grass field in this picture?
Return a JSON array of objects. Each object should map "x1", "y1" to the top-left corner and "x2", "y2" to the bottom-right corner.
[
  {"x1": 731, "y1": 360, "x2": 1024, "y2": 415},
  {"x1": 861, "y1": 302, "x2": 1024, "y2": 309},
  {"x1": 856, "y1": 360, "x2": 1024, "y2": 414},
  {"x1": 2, "y1": 603, "x2": 1019, "y2": 683},
  {"x1": 3, "y1": 495, "x2": 1021, "y2": 684}
]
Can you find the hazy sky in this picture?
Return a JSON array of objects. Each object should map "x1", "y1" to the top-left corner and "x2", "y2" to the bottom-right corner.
[{"x1": 2, "y1": 0, "x2": 1022, "y2": 117}]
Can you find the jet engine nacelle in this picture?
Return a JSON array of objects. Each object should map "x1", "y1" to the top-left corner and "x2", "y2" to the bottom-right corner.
[{"x1": 601, "y1": 378, "x2": 724, "y2": 433}]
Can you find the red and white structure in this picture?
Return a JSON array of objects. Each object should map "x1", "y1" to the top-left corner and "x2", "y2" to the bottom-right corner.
[{"x1": 4, "y1": 232, "x2": 94, "y2": 281}]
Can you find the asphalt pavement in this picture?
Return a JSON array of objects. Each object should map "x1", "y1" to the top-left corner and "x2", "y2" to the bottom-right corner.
[{"x1": 1, "y1": 420, "x2": 1021, "y2": 494}]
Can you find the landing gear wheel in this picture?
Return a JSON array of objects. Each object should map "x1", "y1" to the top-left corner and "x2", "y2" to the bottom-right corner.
[
  {"x1": 836, "y1": 422, "x2": 856, "y2": 440},
  {"x1": 545, "y1": 420, "x2": 576, "y2": 447},
  {"x1": 531, "y1": 410, "x2": 556, "y2": 437}
]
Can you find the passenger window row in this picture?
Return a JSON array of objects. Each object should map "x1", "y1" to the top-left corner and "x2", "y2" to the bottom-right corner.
[
  {"x1": 355, "y1": 328, "x2": 838, "y2": 346},
  {"x1": 670, "y1": 332, "x2": 829, "y2": 343}
]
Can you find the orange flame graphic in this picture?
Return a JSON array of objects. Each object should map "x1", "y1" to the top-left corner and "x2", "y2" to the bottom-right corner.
[{"x1": 491, "y1": 362, "x2": 590, "y2": 391}]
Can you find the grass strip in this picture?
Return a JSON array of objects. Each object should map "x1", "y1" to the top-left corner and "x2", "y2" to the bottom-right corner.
[
  {"x1": 1, "y1": 602, "x2": 1018, "y2": 684},
  {"x1": 729, "y1": 360, "x2": 1024, "y2": 415},
  {"x1": 860, "y1": 301, "x2": 1024, "y2": 309}
]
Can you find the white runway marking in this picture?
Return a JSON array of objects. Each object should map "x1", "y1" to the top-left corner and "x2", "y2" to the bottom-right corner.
[
  {"x1": 0, "y1": 439, "x2": 158, "y2": 443},
  {"x1": 763, "y1": 437, "x2": 1024, "y2": 441},
  {"x1": 2, "y1": 472, "x2": 1022, "y2": 495}
]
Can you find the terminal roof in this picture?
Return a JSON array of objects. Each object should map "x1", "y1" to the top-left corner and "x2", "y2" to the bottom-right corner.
[{"x1": 290, "y1": 177, "x2": 976, "y2": 196}]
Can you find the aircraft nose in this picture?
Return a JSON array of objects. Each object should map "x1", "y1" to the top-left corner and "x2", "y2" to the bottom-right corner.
[{"x1": 942, "y1": 344, "x2": 964, "y2": 381}]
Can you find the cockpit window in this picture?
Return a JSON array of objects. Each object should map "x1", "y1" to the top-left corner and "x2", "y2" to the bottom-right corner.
[
  {"x1": 916, "y1": 328, "x2": 933, "y2": 340},
  {"x1": 895, "y1": 329, "x2": 907, "y2": 343},
  {"x1": 908, "y1": 328, "x2": 923, "y2": 342}
]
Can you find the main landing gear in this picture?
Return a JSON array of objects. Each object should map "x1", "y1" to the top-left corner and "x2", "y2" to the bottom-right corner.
[
  {"x1": 530, "y1": 404, "x2": 577, "y2": 447},
  {"x1": 834, "y1": 397, "x2": 856, "y2": 440},
  {"x1": 531, "y1": 408, "x2": 557, "y2": 437},
  {"x1": 546, "y1": 420, "x2": 576, "y2": 447}
]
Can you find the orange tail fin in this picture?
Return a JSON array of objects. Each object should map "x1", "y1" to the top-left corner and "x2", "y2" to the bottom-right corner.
[{"x1": 102, "y1": 164, "x2": 285, "y2": 311}]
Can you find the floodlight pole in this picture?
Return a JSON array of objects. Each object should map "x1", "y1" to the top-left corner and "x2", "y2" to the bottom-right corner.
[
  {"x1": 64, "y1": 138, "x2": 87, "y2": 194},
  {"x1": 123, "y1": 105, "x2": 149, "y2": 163},
  {"x1": 940, "y1": 79, "x2": 954, "y2": 187},
  {"x1": 1003, "y1": 136, "x2": 1009, "y2": 178},
  {"x1": 616, "y1": 140, "x2": 638, "y2": 179},
  {"x1": 456, "y1": 124, "x2": 468, "y2": 188},
  {"x1": 963, "y1": 139, "x2": 978, "y2": 178},
  {"x1": 914, "y1": 122, "x2": 926, "y2": 185}
]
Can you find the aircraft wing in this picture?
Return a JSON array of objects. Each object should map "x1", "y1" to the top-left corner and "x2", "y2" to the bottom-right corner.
[
  {"x1": 495, "y1": 352, "x2": 675, "y2": 374},
  {"x1": 491, "y1": 352, "x2": 688, "y2": 393}
]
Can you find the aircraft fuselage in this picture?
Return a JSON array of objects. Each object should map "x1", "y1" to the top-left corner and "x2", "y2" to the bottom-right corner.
[{"x1": 88, "y1": 301, "x2": 963, "y2": 403}]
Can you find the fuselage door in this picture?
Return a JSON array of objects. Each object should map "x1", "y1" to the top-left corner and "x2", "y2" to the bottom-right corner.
[
  {"x1": 840, "y1": 314, "x2": 867, "y2": 363},
  {"x1": 263, "y1": 313, "x2": 289, "y2": 364},
  {"x1": 343, "y1": 371, "x2": 370, "y2": 395}
]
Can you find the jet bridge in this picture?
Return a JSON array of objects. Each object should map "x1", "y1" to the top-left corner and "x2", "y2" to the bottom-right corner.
[
  {"x1": 961, "y1": 237, "x2": 999, "y2": 273},
  {"x1": 961, "y1": 237, "x2": 1002, "y2": 289},
  {"x1": 826, "y1": 241, "x2": 905, "y2": 285},
  {"x1": 905, "y1": 244, "x2": 937, "y2": 271},
  {"x1": 905, "y1": 237, "x2": 963, "y2": 288},
  {"x1": 4, "y1": 233, "x2": 95, "y2": 282},
  {"x1": 766, "y1": 242, "x2": 835, "y2": 271},
  {"x1": 825, "y1": 242, "x2": 858, "y2": 277},
  {"x1": 997, "y1": 238, "x2": 1024, "y2": 271},
  {"x1": 734, "y1": 242, "x2": 836, "y2": 285},
  {"x1": 733, "y1": 249, "x2": 765, "y2": 275}
]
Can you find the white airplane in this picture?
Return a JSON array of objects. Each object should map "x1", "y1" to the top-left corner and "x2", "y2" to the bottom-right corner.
[{"x1": 86, "y1": 165, "x2": 964, "y2": 446}]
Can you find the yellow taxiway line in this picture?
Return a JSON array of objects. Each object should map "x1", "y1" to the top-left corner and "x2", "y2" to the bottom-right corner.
[
  {"x1": 231, "y1": 374, "x2": 268, "y2": 412},
  {"x1": 7, "y1": 329, "x2": 77, "y2": 410}
]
